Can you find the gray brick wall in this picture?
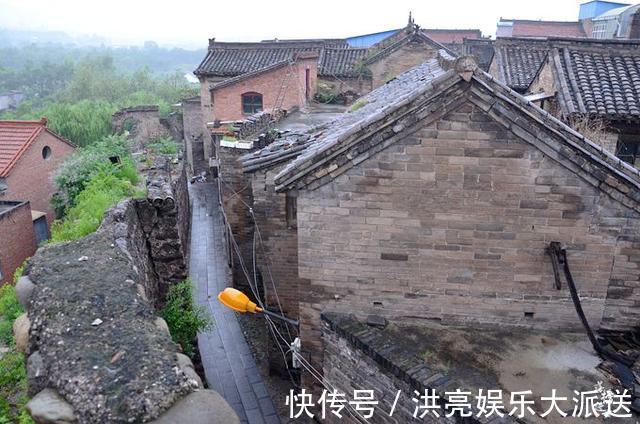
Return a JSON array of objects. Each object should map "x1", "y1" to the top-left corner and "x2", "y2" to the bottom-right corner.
[{"x1": 295, "y1": 102, "x2": 640, "y2": 377}]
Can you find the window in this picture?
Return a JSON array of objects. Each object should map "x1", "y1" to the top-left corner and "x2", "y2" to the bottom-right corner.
[
  {"x1": 616, "y1": 137, "x2": 640, "y2": 166},
  {"x1": 42, "y1": 146, "x2": 52, "y2": 160},
  {"x1": 285, "y1": 194, "x2": 297, "y2": 229},
  {"x1": 242, "y1": 92, "x2": 263, "y2": 114}
]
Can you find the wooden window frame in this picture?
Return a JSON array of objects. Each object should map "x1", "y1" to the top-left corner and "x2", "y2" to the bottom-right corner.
[{"x1": 242, "y1": 92, "x2": 263, "y2": 115}]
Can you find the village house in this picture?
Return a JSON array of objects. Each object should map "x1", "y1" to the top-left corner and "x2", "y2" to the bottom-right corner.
[
  {"x1": 489, "y1": 37, "x2": 640, "y2": 165},
  {"x1": 193, "y1": 16, "x2": 484, "y2": 125},
  {"x1": 496, "y1": 1, "x2": 640, "y2": 39},
  {"x1": 0, "y1": 118, "x2": 75, "y2": 282},
  {"x1": 237, "y1": 50, "x2": 640, "y2": 399}
]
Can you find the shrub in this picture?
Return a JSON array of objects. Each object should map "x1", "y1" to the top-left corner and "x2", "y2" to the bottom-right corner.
[
  {"x1": 0, "y1": 285, "x2": 23, "y2": 346},
  {"x1": 147, "y1": 136, "x2": 179, "y2": 155},
  {"x1": 50, "y1": 168, "x2": 137, "y2": 243},
  {"x1": 53, "y1": 134, "x2": 137, "y2": 216},
  {"x1": 160, "y1": 279, "x2": 211, "y2": 357}
]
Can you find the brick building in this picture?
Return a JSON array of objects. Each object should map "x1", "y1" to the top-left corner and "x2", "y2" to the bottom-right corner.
[
  {"x1": 0, "y1": 119, "x2": 75, "y2": 227},
  {"x1": 194, "y1": 18, "x2": 483, "y2": 129},
  {"x1": 239, "y1": 51, "x2": 640, "y2": 391},
  {"x1": 0, "y1": 201, "x2": 36, "y2": 284},
  {"x1": 489, "y1": 37, "x2": 640, "y2": 165},
  {"x1": 209, "y1": 53, "x2": 318, "y2": 122}
]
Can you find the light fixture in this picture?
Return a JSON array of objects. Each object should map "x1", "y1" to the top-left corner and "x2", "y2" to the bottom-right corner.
[{"x1": 218, "y1": 287, "x2": 298, "y2": 327}]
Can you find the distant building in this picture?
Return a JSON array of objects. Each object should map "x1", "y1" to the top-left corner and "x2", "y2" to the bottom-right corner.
[
  {"x1": 489, "y1": 37, "x2": 640, "y2": 165},
  {"x1": 496, "y1": 1, "x2": 640, "y2": 40},
  {"x1": 0, "y1": 91, "x2": 24, "y2": 112}
]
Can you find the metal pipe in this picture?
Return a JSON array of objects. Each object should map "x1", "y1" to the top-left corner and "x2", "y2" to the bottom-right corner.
[{"x1": 262, "y1": 309, "x2": 299, "y2": 327}]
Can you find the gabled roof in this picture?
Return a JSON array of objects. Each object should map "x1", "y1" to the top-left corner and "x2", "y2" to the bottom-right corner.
[
  {"x1": 255, "y1": 51, "x2": 640, "y2": 212},
  {"x1": 498, "y1": 19, "x2": 587, "y2": 38},
  {"x1": 550, "y1": 38, "x2": 640, "y2": 121},
  {"x1": 492, "y1": 37, "x2": 550, "y2": 92},
  {"x1": 195, "y1": 24, "x2": 462, "y2": 79},
  {"x1": 0, "y1": 119, "x2": 74, "y2": 178}
]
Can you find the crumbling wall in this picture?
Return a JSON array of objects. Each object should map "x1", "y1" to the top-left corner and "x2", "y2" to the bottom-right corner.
[
  {"x1": 15, "y1": 197, "x2": 238, "y2": 423},
  {"x1": 112, "y1": 106, "x2": 181, "y2": 150},
  {"x1": 136, "y1": 158, "x2": 191, "y2": 306}
]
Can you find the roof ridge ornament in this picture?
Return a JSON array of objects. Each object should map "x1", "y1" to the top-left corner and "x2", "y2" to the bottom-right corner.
[{"x1": 437, "y1": 50, "x2": 477, "y2": 81}]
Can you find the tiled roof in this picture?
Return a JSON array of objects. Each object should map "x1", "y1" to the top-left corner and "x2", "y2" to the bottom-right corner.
[
  {"x1": 319, "y1": 48, "x2": 369, "y2": 77},
  {"x1": 264, "y1": 50, "x2": 640, "y2": 200},
  {"x1": 552, "y1": 39, "x2": 640, "y2": 120},
  {"x1": 493, "y1": 38, "x2": 550, "y2": 92},
  {"x1": 501, "y1": 19, "x2": 587, "y2": 38},
  {"x1": 0, "y1": 119, "x2": 74, "y2": 177},
  {"x1": 195, "y1": 26, "x2": 459, "y2": 79},
  {"x1": 195, "y1": 42, "x2": 325, "y2": 77}
]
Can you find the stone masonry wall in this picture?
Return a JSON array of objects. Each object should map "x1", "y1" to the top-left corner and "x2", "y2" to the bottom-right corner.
[
  {"x1": 368, "y1": 43, "x2": 440, "y2": 90},
  {"x1": 183, "y1": 97, "x2": 205, "y2": 176},
  {"x1": 296, "y1": 101, "x2": 640, "y2": 385},
  {"x1": 135, "y1": 158, "x2": 191, "y2": 307},
  {"x1": 16, "y1": 197, "x2": 237, "y2": 423},
  {"x1": 112, "y1": 106, "x2": 174, "y2": 150}
]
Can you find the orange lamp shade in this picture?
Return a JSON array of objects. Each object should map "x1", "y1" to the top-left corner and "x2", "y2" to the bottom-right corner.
[{"x1": 218, "y1": 287, "x2": 263, "y2": 313}]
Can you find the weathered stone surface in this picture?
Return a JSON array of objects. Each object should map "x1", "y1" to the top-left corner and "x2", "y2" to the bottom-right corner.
[
  {"x1": 155, "y1": 317, "x2": 170, "y2": 336},
  {"x1": 16, "y1": 275, "x2": 35, "y2": 309},
  {"x1": 26, "y1": 203, "x2": 192, "y2": 423},
  {"x1": 176, "y1": 353, "x2": 203, "y2": 388},
  {"x1": 13, "y1": 312, "x2": 29, "y2": 353},
  {"x1": 152, "y1": 390, "x2": 240, "y2": 424},
  {"x1": 27, "y1": 351, "x2": 46, "y2": 394},
  {"x1": 26, "y1": 388, "x2": 77, "y2": 424}
]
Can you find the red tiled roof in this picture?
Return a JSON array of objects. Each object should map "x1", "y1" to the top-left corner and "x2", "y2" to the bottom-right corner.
[
  {"x1": 509, "y1": 20, "x2": 586, "y2": 38},
  {"x1": 0, "y1": 118, "x2": 74, "y2": 177},
  {"x1": 422, "y1": 29, "x2": 483, "y2": 44}
]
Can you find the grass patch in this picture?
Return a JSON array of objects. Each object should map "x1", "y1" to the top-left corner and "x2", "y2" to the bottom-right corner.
[
  {"x1": 50, "y1": 166, "x2": 139, "y2": 243},
  {"x1": 349, "y1": 98, "x2": 368, "y2": 112},
  {"x1": 0, "y1": 267, "x2": 33, "y2": 424},
  {"x1": 147, "y1": 136, "x2": 179, "y2": 155},
  {"x1": 160, "y1": 279, "x2": 211, "y2": 357}
]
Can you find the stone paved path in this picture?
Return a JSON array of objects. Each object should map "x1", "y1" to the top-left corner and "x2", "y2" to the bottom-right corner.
[{"x1": 189, "y1": 182, "x2": 280, "y2": 424}]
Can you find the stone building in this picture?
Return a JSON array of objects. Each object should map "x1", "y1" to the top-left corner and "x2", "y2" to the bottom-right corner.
[
  {"x1": 490, "y1": 37, "x2": 640, "y2": 165},
  {"x1": 239, "y1": 51, "x2": 640, "y2": 395},
  {"x1": 111, "y1": 105, "x2": 182, "y2": 150}
]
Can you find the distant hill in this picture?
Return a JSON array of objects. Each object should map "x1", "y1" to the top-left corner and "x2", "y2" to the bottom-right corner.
[{"x1": 0, "y1": 28, "x2": 206, "y2": 76}]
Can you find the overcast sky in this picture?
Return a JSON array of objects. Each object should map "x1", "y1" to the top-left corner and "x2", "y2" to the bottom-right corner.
[{"x1": 0, "y1": 0, "x2": 587, "y2": 48}]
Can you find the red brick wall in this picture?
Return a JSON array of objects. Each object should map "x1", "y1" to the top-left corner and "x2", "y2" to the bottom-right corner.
[
  {"x1": 3, "y1": 131, "x2": 75, "y2": 225},
  {"x1": 0, "y1": 202, "x2": 36, "y2": 284},
  {"x1": 211, "y1": 57, "x2": 318, "y2": 122}
]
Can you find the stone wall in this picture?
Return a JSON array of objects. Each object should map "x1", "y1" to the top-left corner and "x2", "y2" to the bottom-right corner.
[
  {"x1": 136, "y1": 158, "x2": 191, "y2": 306},
  {"x1": 0, "y1": 201, "x2": 36, "y2": 284},
  {"x1": 368, "y1": 43, "x2": 440, "y2": 89},
  {"x1": 295, "y1": 101, "x2": 640, "y2": 385},
  {"x1": 15, "y1": 194, "x2": 238, "y2": 423},
  {"x1": 182, "y1": 97, "x2": 206, "y2": 176},
  {"x1": 322, "y1": 313, "x2": 488, "y2": 424},
  {"x1": 112, "y1": 106, "x2": 181, "y2": 150}
]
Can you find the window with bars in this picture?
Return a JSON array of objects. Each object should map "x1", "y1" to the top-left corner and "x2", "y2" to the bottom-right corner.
[{"x1": 242, "y1": 92, "x2": 263, "y2": 115}]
